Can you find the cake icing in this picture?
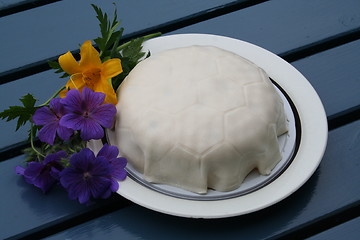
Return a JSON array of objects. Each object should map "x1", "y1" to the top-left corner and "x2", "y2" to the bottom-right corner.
[{"x1": 110, "y1": 45, "x2": 288, "y2": 194}]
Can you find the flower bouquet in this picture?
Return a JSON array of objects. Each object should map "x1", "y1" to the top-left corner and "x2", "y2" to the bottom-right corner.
[{"x1": 0, "y1": 4, "x2": 160, "y2": 204}]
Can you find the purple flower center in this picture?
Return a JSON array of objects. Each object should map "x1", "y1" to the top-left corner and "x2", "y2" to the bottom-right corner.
[
  {"x1": 82, "y1": 111, "x2": 90, "y2": 118},
  {"x1": 83, "y1": 171, "x2": 92, "y2": 180},
  {"x1": 32, "y1": 98, "x2": 74, "y2": 145},
  {"x1": 60, "y1": 87, "x2": 116, "y2": 141}
]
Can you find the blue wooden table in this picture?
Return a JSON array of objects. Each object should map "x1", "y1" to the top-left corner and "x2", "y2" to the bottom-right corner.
[{"x1": 1, "y1": 0, "x2": 359, "y2": 239}]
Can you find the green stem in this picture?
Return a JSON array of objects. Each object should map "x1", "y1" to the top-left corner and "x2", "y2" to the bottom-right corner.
[
  {"x1": 68, "y1": 146, "x2": 76, "y2": 153},
  {"x1": 30, "y1": 123, "x2": 45, "y2": 159},
  {"x1": 39, "y1": 86, "x2": 66, "y2": 107},
  {"x1": 116, "y1": 32, "x2": 162, "y2": 52},
  {"x1": 99, "y1": 50, "x2": 104, "y2": 58}
]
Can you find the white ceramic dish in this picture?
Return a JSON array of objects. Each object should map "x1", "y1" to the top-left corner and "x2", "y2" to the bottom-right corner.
[{"x1": 90, "y1": 34, "x2": 328, "y2": 218}]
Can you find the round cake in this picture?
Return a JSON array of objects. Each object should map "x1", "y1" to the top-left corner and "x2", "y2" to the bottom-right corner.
[{"x1": 110, "y1": 45, "x2": 288, "y2": 194}]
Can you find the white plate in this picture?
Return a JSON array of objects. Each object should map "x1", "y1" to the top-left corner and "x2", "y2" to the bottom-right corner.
[{"x1": 91, "y1": 34, "x2": 328, "y2": 218}]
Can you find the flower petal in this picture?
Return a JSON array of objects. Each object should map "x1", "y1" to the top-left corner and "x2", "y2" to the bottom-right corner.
[
  {"x1": 92, "y1": 156, "x2": 112, "y2": 176},
  {"x1": 117, "y1": 157, "x2": 127, "y2": 169},
  {"x1": 33, "y1": 170, "x2": 56, "y2": 193},
  {"x1": 111, "y1": 158, "x2": 127, "y2": 181},
  {"x1": 82, "y1": 87, "x2": 105, "y2": 110},
  {"x1": 66, "y1": 182, "x2": 80, "y2": 200},
  {"x1": 32, "y1": 106, "x2": 57, "y2": 126},
  {"x1": 60, "y1": 74, "x2": 87, "y2": 98},
  {"x1": 60, "y1": 113, "x2": 85, "y2": 131},
  {"x1": 60, "y1": 168, "x2": 81, "y2": 189},
  {"x1": 88, "y1": 176, "x2": 112, "y2": 199},
  {"x1": 61, "y1": 88, "x2": 83, "y2": 113},
  {"x1": 59, "y1": 89, "x2": 67, "y2": 99},
  {"x1": 70, "y1": 148, "x2": 95, "y2": 170},
  {"x1": 38, "y1": 122, "x2": 58, "y2": 145},
  {"x1": 50, "y1": 167, "x2": 61, "y2": 180},
  {"x1": 113, "y1": 169, "x2": 127, "y2": 181},
  {"x1": 57, "y1": 125, "x2": 74, "y2": 141},
  {"x1": 80, "y1": 119, "x2": 104, "y2": 141},
  {"x1": 43, "y1": 150, "x2": 67, "y2": 164},
  {"x1": 90, "y1": 103, "x2": 116, "y2": 129},
  {"x1": 79, "y1": 41, "x2": 102, "y2": 69},
  {"x1": 68, "y1": 180, "x2": 91, "y2": 204},
  {"x1": 15, "y1": 166, "x2": 25, "y2": 175},
  {"x1": 101, "y1": 188, "x2": 113, "y2": 199},
  {"x1": 49, "y1": 98, "x2": 64, "y2": 116},
  {"x1": 24, "y1": 162, "x2": 44, "y2": 179},
  {"x1": 59, "y1": 51, "x2": 81, "y2": 75},
  {"x1": 60, "y1": 150, "x2": 113, "y2": 204},
  {"x1": 24, "y1": 161, "x2": 57, "y2": 192},
  {"x1": 97, "y1": 144, "x2": 119, "y2": 160},
  {"x1": 110, "y1": 179, "x2": 119, "y2": 192},
  {"x1": 101, "y1": 58, "x2": 122, "y2": 79},
  {"x1": 93, "y1": 79, "x2": 117, "y2": 104}
]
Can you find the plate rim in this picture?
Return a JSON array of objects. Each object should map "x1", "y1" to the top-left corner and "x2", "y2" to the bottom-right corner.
[{"x1": 104, "y1": 33, "x2": 328, "y2": 218}]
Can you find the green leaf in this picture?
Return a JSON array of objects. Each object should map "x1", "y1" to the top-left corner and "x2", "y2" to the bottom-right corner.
[
  {"x1": 48, "y1": 60, "x2": 60, "y2": 69},
  {"x1": 20, "y1": 94, "x2": 37, "y2": 108},
  {"x1": 122, "y1": 38, "x2": 146, "y2": 61},
  {"x1": 0, "y1": 94, "x2": 38, "y2": 131},
  {"x1": 48, "y1": 60, "x2": 70, "y2": 78},
  {"x1": 92, "y1": 3, "x2": 124, "y2": 60},
  {"x1": 91, "y1": 4, "x2": 161, "y2": 90}
]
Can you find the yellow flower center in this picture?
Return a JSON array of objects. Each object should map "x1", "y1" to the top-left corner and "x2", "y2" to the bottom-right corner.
[
  {"x1": 58, "y1": 40, "x2": 123, "y2": 103},
  {"x1": 82, "y1": 68, "x2": 101, "y2": 88}
]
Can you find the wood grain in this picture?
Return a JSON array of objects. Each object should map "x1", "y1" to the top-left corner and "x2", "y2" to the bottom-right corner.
[{"x1": 41, "y1": 120, "x2": 360, "y2": 240}]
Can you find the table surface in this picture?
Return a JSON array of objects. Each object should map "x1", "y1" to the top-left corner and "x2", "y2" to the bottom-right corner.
[{"x1": 1, "y1": 0, "x2": 359, "y2": 239}]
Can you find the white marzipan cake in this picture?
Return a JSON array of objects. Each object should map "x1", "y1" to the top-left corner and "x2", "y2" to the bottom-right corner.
[{"x1": 110, "y1": 45, "x2": 288, "y2": 194}]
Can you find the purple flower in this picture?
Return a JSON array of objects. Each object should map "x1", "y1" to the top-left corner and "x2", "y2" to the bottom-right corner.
[
  {"x1": 32, "y1": 98, "x2": 74, "y2": 145},
  {"x1": 97, "y1": 144, "x2": 127, "y2": 191},
  {"x1": 15, "y1": 151, "x2": 66, "y2": 193},
  {"x1": 60, "y1": 87, "x2": 116, "y2": 141},
  {"x1": 59, "y1": 148, "x2": 114, "y2": 204}
]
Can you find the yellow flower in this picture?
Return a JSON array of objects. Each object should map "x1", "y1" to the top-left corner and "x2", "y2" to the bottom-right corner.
[{"x1": 58, "y1": 40, "x2": 122, "y2": 104}]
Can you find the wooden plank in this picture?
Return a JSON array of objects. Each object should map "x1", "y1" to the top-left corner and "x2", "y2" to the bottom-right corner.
[
  {"x1": 1, "y1": 1, "x2": 358, "y2": 239},
  {"x1": 292, "y1": 39, "x2": 360, "y2": 117},
  {"x1": 171, "y1": 0, "x2": 360, "y2": 56},
  {"x1": 0, "y1": 0, "x2": 239, "y2": 74},
  {"x1": 0, "y1": 154, "x2": 86, "y2": 239},
  {"x1": 0, "y1": 0, "x2": 29, "y2": 10},
  {"x1": 0, "y1": 0, "x2": 62, "y2": 17},
  {"x1": 1, "y1": 39, "x2": 359, "y2": 151},
  {"x1": 306, "y1": 216, "x2": 360, "y2": 240},
  {"x1": 2, "y1": 0, "x2": 360, "y2": 75},
  {"x1": 0, "y1": 154, "x2": 129, "y2": 239},
  {"x1": 0, "y1": 70, "x2": 63, "y2": 151},
  {"x1": 42, "y1": 120, "x2": 360, "y2": 239}
]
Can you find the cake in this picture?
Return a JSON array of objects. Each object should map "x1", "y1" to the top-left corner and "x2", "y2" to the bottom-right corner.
[{"x1": 110, "y1": 45, "x2": 288, "y2": 194}]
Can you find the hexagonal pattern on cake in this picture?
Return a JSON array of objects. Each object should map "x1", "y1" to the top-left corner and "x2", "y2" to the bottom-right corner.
[{"x1": 113, "y1": 45, "x2": 287, "y2": 193}]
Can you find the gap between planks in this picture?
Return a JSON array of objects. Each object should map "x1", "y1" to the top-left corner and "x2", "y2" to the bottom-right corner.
[
  {"x1": 0, "y1": 0, "x2": 62, "y2": 17},
  {"x1": 0, "y1": 0, "x2": 269, "y2": 84},
  {"x1": 5, "y1": 194, "x2": 132, "y2": 240},
  {"x1": 271, "y1": 201, "x2": 360, "y2": 240}
]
